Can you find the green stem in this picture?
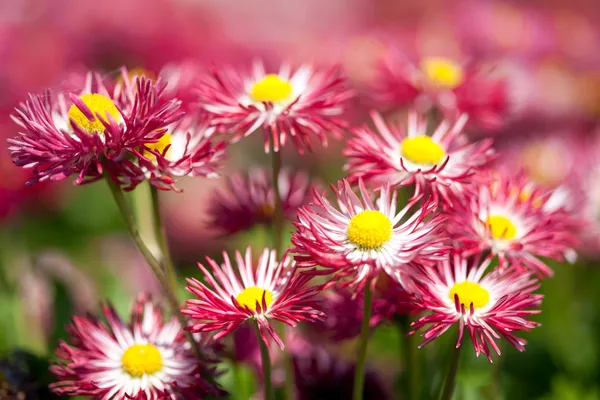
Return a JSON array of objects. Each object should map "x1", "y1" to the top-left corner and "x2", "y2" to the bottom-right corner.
[
  {"x1": 150, "y1": 185, "x2": 178, "y2": 291},
  {"x1": 438, "y1": 339, "x2": 462, "y2": 400},
  {"x1": 353, "y1": 282, "x2": 373, "y2": 400},
  {"x1": 254, "y1": 321, "x2": 274, "y2": 400},
  {"x1": 396, "y1": 316, "x2": 420, "y2": 400}
]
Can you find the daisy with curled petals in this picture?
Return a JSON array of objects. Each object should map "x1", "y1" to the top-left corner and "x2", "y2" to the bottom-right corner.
[
  {"x1": 292, "y1": 179, "x2": 447, "y2": 289},
  {"x1": 197, "y1": 60, "x2": 352, "y2": 153},
  {"x1": 344, "y1": 110, "x2": 494, "y2": 206},
  {"x1": 410, "y1": 254, "x2": 542, "y2": 361},
  {"x1": 208, "y1": 168, "x2": 318, "y2": 235},
  {"x1": 50, "y1": 294, "x2": 222, "y2": 399},
  {"x1": 183, "y1": 247, "x2": 324, "y2": 348},
  {"x1": 448, "y1": 171, "x2": 579, "y2": 277},
  {"x1": 9, "y1": 68, "x2": 183, "y2": 190}
]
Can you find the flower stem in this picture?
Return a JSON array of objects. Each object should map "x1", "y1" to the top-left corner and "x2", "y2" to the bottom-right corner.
[
  {"x1": 254, "y1": 321, "x2": 274, "y2": 400},
  {"x1": 395, "y1": 315, "x2": 420, "y2": 400},
  {"x1": 438, "y1": 339, "x2": 462, "y2": 400},
  {"x1": 353, "y1": 282, "x2": 373, "y2": 400},
  {"x1": 150, "y1": 185, "x2": 178, "y2": 291}
]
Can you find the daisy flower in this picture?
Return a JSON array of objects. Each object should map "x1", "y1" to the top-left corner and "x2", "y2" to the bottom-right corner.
[
  {"x1": 197, "y1": 60, "x2": 352, "y2": 153},
  {"x1": 208, "y1": 168, "x2": 318, "y2": 235},
  {"x1": 9, "y1": 68, "x2": 183, "y2": 190},
  {"x1": 183, "y1": 247, "x2": 324, "y2": 349},
  {"x1": 344, "y1": 111, "x2": 494, "y2": 206},
  {"x1": 50, "y1": 294, "x2": 222, "y2": 399},
  {"x1": 410, "y1": 254, "x2": 542, "y2": 361},
  {"x1": 448, "y1": 171, "x2": 579, "y2": 277},
  {"x1": 292, "y1": 179, "x2": 447, "y2": 289}
]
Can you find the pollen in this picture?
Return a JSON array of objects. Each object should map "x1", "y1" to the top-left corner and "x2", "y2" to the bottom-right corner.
[
  {"x1": 249, "y1": 74, "x2": 293, "y2": 103},
  {"x1": 347, "y1": 210, "x2": 393, "y2": 250},
  {"x1": 401, "y1": 136, "x2": 446, "y2": 165},
  {"x1": 449, "y1": 281, "x2": 490, "y2": 309},
  {"x1": 235, "y1": 286, "x2": 274, "y2": 312},
  {"x1": 68, "y1": 93, "x2": 121, "y2": 135},
  {"x1": 144, "y1": 133, "x2": 172, "y2": 163},
  {"x1": 420, "y1": 57, "x2": 465, "y2": 89},
  {"x1": 487, "y1": 215, "x2": 517, "y2": 240},
  {"x1": 121, "y1": 344, "x2": 163, "y2": 377}
]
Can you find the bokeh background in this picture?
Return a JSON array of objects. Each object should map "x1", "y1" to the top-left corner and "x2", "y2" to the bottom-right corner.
[{"x1": 2, "y1": 0, "x2": 600, "y2": 399}]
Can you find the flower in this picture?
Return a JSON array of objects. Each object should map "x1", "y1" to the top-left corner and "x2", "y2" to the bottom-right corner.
[
  {"x1": 208, "y1": 168, "x2": 318, "y2": 235},
  {"x1": 292, "y1": 179, "x2": 447, "y2": 289},
  {"x1": 8, "y1": 68, "x2": 183, "y2": 190},
  {"x1": 447, "y1": 171, "x2": 579, "y2": 277},
  {"x1": 372, "y1": 51, "x2": 509, "y2": 130},
  {"x1": 50, "y1": 294, "x2": 222, "y2": 399},
  {"x1": 197, "y1": 60, "x2": 352, "y2": 153},
  {"x1": 410, "y1": 254, "x2": 542, "y2": 361},
  {"x1": 183, "y1": 247, "x2": 324, "y2": 348},
  {"x1": 344, "y1": 110, "x2": 494, "y2": 206}
]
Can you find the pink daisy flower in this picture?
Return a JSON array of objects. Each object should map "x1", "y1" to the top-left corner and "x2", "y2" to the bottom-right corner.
[
  {"x1": 50, "y1": 294, "x2": 222, "y2": 399},
  {"x1": 9, "y1": 68, "x2": 183, "y2": 190},
  {"x1": 292, "y1": 179, "x2": 448, "y2": 289},
  {"x1": 208, "y1": 168, "x2": 318, "y2": 235},
  {"x1": 448, "y1": 171, "x2": 579, "y2": 277},
  {"x1": 197, "y1": 60, "x2": 352, "y2": 153},
  {"x1": 183, "y1": 247, "x2": 324, "y2": 349},
  {"x1": 344, "y1": 111, "x2": 494, "y2": 206},
  {"x1": 410, "y1": 254, "x2": 542, "y2": 361}
]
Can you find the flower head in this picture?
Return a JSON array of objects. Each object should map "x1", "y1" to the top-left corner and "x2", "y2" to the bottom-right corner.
[
  {"x1": 292, "y1": 179, "x2": 447, "y2": 289},
  {"x1": 197, "y1": 60, "x2": 352, "y2": 153},
  {"x1": 344, "y1": 111, "x2": 494, "y2": 206},
  {"x1": 183, "y1": 247, "x2": 324, "y2": 348},
  {"x1": 410, "y1": 254, "x2": 542, "y2": 361},
  {"x1": 50, "y1": 294, "x2": 222, "y2": 399},
  {"x1": 208, "y1": 168, "x2": 318, "y2": 235}
]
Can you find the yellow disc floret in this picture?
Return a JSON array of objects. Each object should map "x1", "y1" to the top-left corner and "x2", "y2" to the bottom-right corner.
[
  {"x1": 68, "y1": 93, "x2": 121, "y2": 135},
  {"x1": 401, "y1": 136, "x2": 446, "y2": 165},
  {"x1": 249, "y1": 74, "x2": 293, "y2": 103},
  {"x1": 487, "y1": 215, "x2": 517, "y2": 240},
  {"x1": 235, "y1": 286, "x2": 274, "y2": 312},
  {"x1": 144, "y1": 133, "x2": 172, "y2": 163},
  {"x1": 347, "y1": 210, "x2": 393, "y2": 250},
  {"x1": 449, "y1": 281, "x2": 490, "y2": 309},
  {"x1": 420, "y1": 57, "x2": 465, "y2": 89},
  {"x1": 121, "y1": 344, "x2": 163, "y2": 377}
]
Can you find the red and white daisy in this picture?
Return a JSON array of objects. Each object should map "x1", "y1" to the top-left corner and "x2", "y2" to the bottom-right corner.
[
  {"x1": 292, "y1": 179, "x2": 448, "y2": 289},
  {"x1": 50, "y1": 294, "x2": 222, "y2": 399},
  {"x1": 410, "y1": 254, "x2": 542, "y2": 361},
  {"x1": 183, "y1": 247, "x2": 324, "y2": 349},
  {"x1": 448, "y1": 171, "x2": 579, "y2": 277},
  {"x1": 344, "y1": 111, "x2": 494, "y2": 206},
  {"x1": 373, "y1": 51, "x2": 509, "y2": 130},
  {"x1": 197, "y1": 60, "x2": 352, "y2": 153},
  {"x1": 208, "y1": 168, "x2": 318, "y2": 235},
  {"x1": 9, "y1": 68, "x2": 183, "y2": 190}
]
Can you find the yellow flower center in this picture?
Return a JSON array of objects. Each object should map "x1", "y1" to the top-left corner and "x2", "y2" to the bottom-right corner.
[
  {"x1": 235, "y1": 286, "x2": 274, "y2": 311},
  {"x1": 249, "y1": 74, "x2": 293, "y2": 103},
  {"x1": 347, "y1": 210, "x2": 393, "y2": 250},
  {"x1": 420, "y1": 57, "x2": 465, "y2": 89},
  {"x1": 401, "y1": 136, "x2": 446, "y2": 165},
  {"x1": 487, "y1": 215, "x2": 517, "y2": 240},
  {"x1": 67, "y1": 93, "x2": 121, "y2": 135},
  {"x1": 144, "y1": 133, "x2": 172, "y2": 163},
  {"x1": 121, "y1": 344, "x2": 163, "y2": 377},
  {"x1": 449, "y1": 281, "x2": 490, "y2": 309}
]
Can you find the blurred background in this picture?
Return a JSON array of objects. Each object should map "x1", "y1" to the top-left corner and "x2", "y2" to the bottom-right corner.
[{"x1": 2, "y1": 0, "x2": 600, "y2": 399}]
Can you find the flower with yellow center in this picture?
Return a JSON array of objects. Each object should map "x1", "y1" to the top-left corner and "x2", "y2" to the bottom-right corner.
[
  {"x1": 347, "y1": 210, "x2": 393, "y2": 250},
  {"x1": 449, "y1": 281, "x2": 491, "y2": 309},
  {"x1": 235, "y1": 286, "x2": 274, "y2": 312},
  {"x1": 487, "y1": 215, "x2": 517, "y2": 240},
  {"x1": 401, "y1": 136, "x2": 446, "y2": 165},
  {"x1": 249, "y1": 74, "x2": 293, "y2": 104},
  {"x1": 420, "y1": 57, "x2": 465, "y2": 89},
  {"x1": 67, "y1": 93, "x2": 121, "y2": 135},
  {"x1": 144, "y1": 133, "x2": 172, "y2": 164},
  {"x1": 121, "y1": 344, "x2": 163, "y2": 377}
]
